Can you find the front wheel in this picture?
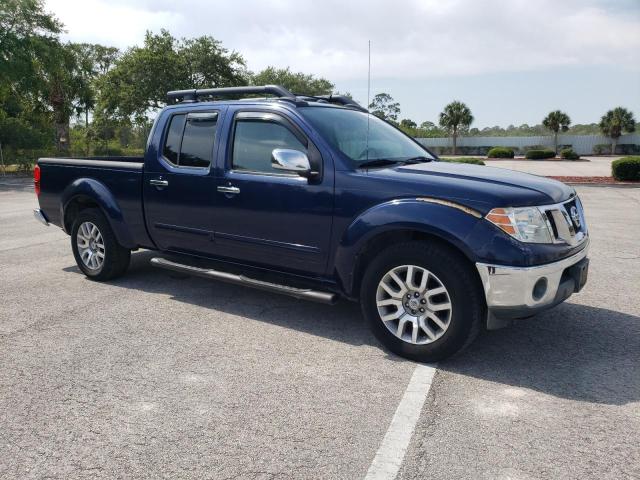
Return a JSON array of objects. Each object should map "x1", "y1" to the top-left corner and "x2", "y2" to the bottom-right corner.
[
  {"x1": 360, "y1": 241, "x2": 485, "y2": 362},
  {"x1": 71, "y1": 208, "x2": 130, "y2": 281}
]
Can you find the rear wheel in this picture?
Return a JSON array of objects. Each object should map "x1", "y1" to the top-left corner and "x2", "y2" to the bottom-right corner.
[
  {"x1": 360, "y1": 241, "x2": 484, "y2": 362},
  {"x1": 71, "y1": 208, "x2": 130, "y2": 281}
]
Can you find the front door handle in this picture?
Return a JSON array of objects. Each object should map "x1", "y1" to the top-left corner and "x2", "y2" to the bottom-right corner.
[
  {"x1": 217, "y1": 185, "x2": 240, "y2": 195},
  {"x1": 149, "y1": 179, "x2": 169, "y2": 187}
]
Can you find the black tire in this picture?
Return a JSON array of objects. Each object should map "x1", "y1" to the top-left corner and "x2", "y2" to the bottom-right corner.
[
  {"x1": 360, "y1": 241, "x2": 485, "y2": 362},
  {"x1": 71, "y1": 208, "x2": 130, "y2": 281}
]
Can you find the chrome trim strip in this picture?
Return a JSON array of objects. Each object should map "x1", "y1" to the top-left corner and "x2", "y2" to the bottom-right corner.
[
  {"x1": 416, "y1": 197, "x2": 482, "y2": 218},
  {"x1": 33, "y1": 208, "x2": 49, "y2": 226},
  {"x1": 475, "y1": 241, "x2": 589, "y2": 309}
]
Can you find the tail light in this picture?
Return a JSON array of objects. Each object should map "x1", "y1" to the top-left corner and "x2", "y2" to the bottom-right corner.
[{"x1": 34, "y1": 164, "x2": 41, "y2": 196}]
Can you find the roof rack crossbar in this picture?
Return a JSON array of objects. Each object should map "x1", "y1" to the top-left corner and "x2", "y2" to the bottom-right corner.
[
  {"x1": 305, "y1": 94, "x2": 368, "y2": 112},
  {"x1": 167, "y1": 85, "x2": 295, "y2": 103}
]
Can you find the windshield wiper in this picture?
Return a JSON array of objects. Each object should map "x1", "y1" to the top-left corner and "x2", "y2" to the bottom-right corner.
[
  {"x1": 402, "y1": 156, "x2": 433, "y2": 164},
  {"x1": 357, "y1": 159, "x2": 403, "y2": 168}
]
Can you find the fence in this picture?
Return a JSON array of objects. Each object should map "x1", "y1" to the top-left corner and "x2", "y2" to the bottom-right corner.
[{"x1": 416, "y1": 133, "x2": 640, "y2": 156}]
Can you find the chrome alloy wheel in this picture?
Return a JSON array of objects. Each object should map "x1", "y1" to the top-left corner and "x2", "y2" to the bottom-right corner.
[
  {"x1": 376, "y1": 265, "x2": 453, "y2": 345},
  {"x1": 76, "y1": 221, "x2": 105, "y2": 271}
]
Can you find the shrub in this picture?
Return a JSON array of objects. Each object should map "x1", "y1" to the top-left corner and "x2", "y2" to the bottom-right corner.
[
  {"x1": 440, "y1": 157, "x2": 485, "y2": 165},
  {"x1": 611, "y1": 157, "x2": 640, "y2": 181},
  {"x1": 525, "y1": 149, "x2": 556, "y2": 160},
  {"x1": 487, "y1": 147, "x2": 515, "y2": 158},
  {"x1": 560, "y1": 148, "x2": 580, "y2": 160},
  {"x1": 593, "y1": 144, "x2": 611, "y2": 155}
]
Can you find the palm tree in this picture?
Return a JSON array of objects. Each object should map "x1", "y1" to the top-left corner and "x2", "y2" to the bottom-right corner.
[
  {"x1": 599, "y1": 107, "x2": 636, "y2": 155},
  {"x1": 439, "y1": 101, "x2": 473, "y2": 155},
  {"x1": 542, "y1": 110, "x2": 571, "y2": 155}
]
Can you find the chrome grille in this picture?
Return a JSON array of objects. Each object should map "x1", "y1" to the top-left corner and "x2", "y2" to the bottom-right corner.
[{"x1": 539, "y1": 196, "x2": 587, "y2": 246}]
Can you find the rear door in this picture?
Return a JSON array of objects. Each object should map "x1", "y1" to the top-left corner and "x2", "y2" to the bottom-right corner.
[
  {"x1": 212, "y1": 109, "x2": 334, "y2": 274},
  {"x1": 143, "y1": 109, "x2": 222, "y2": 255}
]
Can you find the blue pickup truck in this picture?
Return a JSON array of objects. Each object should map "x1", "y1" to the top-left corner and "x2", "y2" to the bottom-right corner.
[{"x1": 33, "y1": 85, "x2": 589, "y2": 362}]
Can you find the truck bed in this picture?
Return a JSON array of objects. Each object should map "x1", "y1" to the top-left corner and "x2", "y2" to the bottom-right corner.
[{"x1": 36, "y1": 156, "x2": 151, "y2": 248}]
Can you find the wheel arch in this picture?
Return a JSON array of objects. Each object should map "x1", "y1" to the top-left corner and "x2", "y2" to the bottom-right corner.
[
  {"x1": 61, "y1": 178, "x2": 135, "y2": 248},
  {"x1": 334, "y1": 199, "x2": 485, "y2": 299}
]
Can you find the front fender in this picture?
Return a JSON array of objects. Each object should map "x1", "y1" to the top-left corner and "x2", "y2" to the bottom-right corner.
[
  {"x1": 60, "y1": 178, "x2": 135, "y2": 248},
  {"x1": 334, "y1": 198, "x2": 529, "y2": 296}
]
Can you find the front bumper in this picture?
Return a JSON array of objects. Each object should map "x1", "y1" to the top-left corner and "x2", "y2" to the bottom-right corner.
[{"x1": 476, "y1": 241, "x2": 589, "y2": 329}]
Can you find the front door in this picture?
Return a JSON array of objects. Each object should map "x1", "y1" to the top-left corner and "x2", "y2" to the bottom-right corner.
[
  {"x1": 213, "y1": 110, "x2": 333, "y2": 275},
  {"x1": 143, "y1": 110, "x2": 220, "y2": 255}
]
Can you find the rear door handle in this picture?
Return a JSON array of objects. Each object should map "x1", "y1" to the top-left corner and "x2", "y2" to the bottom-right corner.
[
  {"x1": 149, "y1": 179, "x2": 169, "y2": 187},
  {"x1": 217, "y1": 186, "x2": 240, "y2": 195}
]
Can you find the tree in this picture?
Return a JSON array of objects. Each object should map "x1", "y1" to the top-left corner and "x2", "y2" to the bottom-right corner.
[
  {"x1": 97, "y1": 30, "x2": 249, "y2": 123},
  {"x1": 400, "y1": 118, "x2": 417, "y2": 129},
  {"x1": 542, "y1": 110, "x2": 571, "y2": 154},
  {"x1": 368, "y1": 93, "x2": 400, "y2": 122},
  {"x1": 251, "y1": 67, "x2": 333, "y2": 96},
  {"x1": 439, "y1": 101, "x2": 473, "y2": 155},
  {"x1": 599, "y1": 107, "x2": 636, "y2": 155}
]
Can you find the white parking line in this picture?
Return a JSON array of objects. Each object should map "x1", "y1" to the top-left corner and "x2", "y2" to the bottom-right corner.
[{"x1": 364, "y1": 363, "x2": 437, "y2": 480}]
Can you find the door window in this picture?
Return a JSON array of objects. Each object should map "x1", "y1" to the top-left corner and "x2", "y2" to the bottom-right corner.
[
  {"x1": 161, "y1": 112, "x2": 218, "y2": 168},
  {"x1": 232, "y1": 119, "x2": 306, "y2": 174}
]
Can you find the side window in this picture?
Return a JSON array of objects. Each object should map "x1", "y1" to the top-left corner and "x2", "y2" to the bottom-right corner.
[
  {"x1": 232, "y1": 118, "x2": 306, "y2": 173},
  {"x1": 180, "y1": 113, "x2": 218, "y2": 168},
  {"x1": 162, "y1": 112, "x2": 217, "y2": 168},
  {"x1": 163, "y1": 114, "x2": 186, "y2": 165}
]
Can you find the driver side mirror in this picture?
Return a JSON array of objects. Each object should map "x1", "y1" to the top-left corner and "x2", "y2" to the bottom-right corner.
[{"x1": 271, "y1": 149, "x2": 315, "y2": 177}]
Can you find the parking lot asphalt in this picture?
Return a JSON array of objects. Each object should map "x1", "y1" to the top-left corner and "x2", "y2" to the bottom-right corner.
[{"x1": 1, "y1": 178, "x2": 639, "y2": 479}]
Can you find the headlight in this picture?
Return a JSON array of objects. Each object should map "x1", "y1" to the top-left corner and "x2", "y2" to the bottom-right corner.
[{"x1": 486, "y1": 207, "x2": 553, "y2": 243}]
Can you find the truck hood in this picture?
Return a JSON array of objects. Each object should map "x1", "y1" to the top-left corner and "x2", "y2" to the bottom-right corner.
[{"x1": 365, "y1": 161, "x2": 574, "y2": 213}]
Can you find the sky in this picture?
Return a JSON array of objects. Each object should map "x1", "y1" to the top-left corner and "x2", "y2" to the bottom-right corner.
[{"x1": 46, "y1": 0, "x2": 640, "y2": 128}]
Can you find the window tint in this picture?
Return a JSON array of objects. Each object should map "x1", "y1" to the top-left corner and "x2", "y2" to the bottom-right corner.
[
  {"x1": 180, "y1": 113, "x2": 217, "y2": 168},
  {"x1": 232, "y1": 119, "x2": 306, "y2": 173},
  {"x1": 163, "y1": 114, "x2": 186, "y2": 165}
]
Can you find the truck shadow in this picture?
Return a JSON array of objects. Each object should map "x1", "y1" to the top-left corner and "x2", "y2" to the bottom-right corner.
[
  {"x1": 65, "y1": 251, "x2": 640, "y2": 404},
  {"x1": 442, "y1": 302, "x2": 640, "y2": 406}
]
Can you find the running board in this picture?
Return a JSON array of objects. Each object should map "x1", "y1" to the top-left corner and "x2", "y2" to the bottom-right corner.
[{"x1": 150, "y1": 257, "x2": 337, "y2": 304}]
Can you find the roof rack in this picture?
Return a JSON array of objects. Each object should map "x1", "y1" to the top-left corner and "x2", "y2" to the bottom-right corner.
[
  {"x1": 167, "y1": 85, "x2": 295, "y2": 103},
  {"x1": 166, "y1": 85, "x2": 368, "y2": 112}
]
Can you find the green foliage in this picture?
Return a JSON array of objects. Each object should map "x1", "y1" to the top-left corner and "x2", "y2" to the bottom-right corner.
[
  {"x1": 439, "y1": 157, "x2": 485, "y2": 165},
  {"x1": 560, "y1": 148, "x2": 580, "y2": 160},
  {"x1": 97, "y1": 29, "x2": 249, "y2": 122},
  {"x1": 525, "y1": 149, "x2": 556, "y2": 159},
  {"x1": 251, "y1": 67, "x2": 333, "y2": 96},
  {"x1": 543, "y1": 110, "x2": 571, "y2": 134},
  {"x1": 369, "y1": 93, "x2": 400, "y2": 122},
  {"x1": 611, "y1": 157, "x2": 640, "y2": 181},
  {"x1": 487, "y1": 147, "x2": 514, "y2": 158},
  {"x1": 439, "y1": 101, "x2": 473, "y2": 155},
  {"x1": 593, "y1": 143, "x2": 611, "y2": 155},
  {"x1": 400, "y1": 118, "x2": 417, "y2": 129},
  {"x1": 599, "y1": 107, "x2": 636, "y2": 140}
]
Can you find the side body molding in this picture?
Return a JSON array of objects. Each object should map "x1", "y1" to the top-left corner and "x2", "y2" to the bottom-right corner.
[{"x1": 60, "y1": 178, "x2": 135, "y2": 248}]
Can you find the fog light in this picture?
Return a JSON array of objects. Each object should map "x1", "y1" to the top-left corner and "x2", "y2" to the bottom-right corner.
[{"x1": 532, "y1": 277, "x2": 548, "y2": 301}]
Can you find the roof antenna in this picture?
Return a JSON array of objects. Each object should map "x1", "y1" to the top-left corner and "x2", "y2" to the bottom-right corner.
[{"x1": 366, "y1": 39, "x2": 371, "y2": 162}]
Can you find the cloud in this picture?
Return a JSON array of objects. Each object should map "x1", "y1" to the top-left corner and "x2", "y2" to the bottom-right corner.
[{"x1": 47, "y1": 0, "x2": 640, "y2": 81}]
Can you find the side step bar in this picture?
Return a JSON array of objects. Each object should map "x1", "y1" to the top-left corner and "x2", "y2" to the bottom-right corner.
[{"x1": 150, "y1": 257, "x2": 338, "y2": 305}]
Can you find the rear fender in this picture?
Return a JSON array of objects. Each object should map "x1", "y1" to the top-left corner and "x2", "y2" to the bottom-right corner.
[{"x1": 60, "y1": 178, "x2": 135, "y2": 248}]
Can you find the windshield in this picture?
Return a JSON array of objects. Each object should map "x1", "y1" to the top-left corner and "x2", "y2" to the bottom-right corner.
[{"x1": 299, "y1": 106, "x2": 434, "y2": 166}]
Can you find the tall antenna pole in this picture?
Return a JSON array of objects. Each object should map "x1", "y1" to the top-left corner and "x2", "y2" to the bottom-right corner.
[
  {"x1": 366, "y1": 40, "x2": 371, "y2": 161},
  {"x1": 367, "y1": 40, "x2": 371, "y2": 111}
]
